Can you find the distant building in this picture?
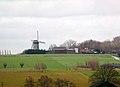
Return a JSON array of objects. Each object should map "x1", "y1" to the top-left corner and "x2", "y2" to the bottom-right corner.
[
  {"x1": 67, "y1": 49, "x2": 75, "y2": 54},
  {"x1": 52, "y1": 47, "x2": 67, "y2": 54},
  {"x1": 79, "y1": 48, "x2": 99, "y2": 54},
  {"x1": 74, "y1": 48, "x2": 79, "y2": 53},
  {"x1": 52, "y1": 47, "x2": 76, "y2": 54}
]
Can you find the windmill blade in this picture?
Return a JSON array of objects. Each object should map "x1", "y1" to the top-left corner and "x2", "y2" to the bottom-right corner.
[{"x1": 39, "y1": 41, "x2": 45, "y2": 44}]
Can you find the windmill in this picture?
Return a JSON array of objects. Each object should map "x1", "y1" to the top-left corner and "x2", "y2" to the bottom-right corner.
[{"x1": 31, "y1": 31, "x2": 45, "y2": 50}]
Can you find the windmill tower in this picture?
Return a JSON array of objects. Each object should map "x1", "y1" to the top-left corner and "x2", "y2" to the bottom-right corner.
[{"x1": 31, "y1": 31, "x2": 45, "y2": 50}]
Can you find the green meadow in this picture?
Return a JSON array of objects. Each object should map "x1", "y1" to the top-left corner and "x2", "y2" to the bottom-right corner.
[
  {"x1": 0, "y1": 54, "x2": 120, "y2": 70},
  {"x1": 0, "y1": 54, "x2": 120, "y2": 87}
]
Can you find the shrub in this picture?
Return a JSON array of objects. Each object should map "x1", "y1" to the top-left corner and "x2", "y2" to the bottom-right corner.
[
  {"x1": 34, "y1": 63, "x2": 47, "y2": 70},
  {"x1": 55, "y1": 78, "x2": 76, "y2": 87},
  {"x1": 24, "y1": 75, "x2": 76, "y2": 87},
  {"x1": 24, "y1": 76, "x2": 35, "y2": 87},
  {"x1": 37, "y1": 75, "x2": 53, "y2": 87},
  {"x1": 23, "y1": 49, "x2": 47, "y2": 54},
  {"x1": 86, "y1": 58, "x2": 99, "y2": 70},
  {"x1": 3, "y1": 63, "x2": 7, "y2": 68},
  {"x1": 20, "y1": 63, "x2": 24, "y2": 68},
  {"x1": 90, "y1": 65, "x2": 120, "y2": 87}
]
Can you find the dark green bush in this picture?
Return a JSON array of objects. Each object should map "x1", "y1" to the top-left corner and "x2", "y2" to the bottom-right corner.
[
  {"x1": 90, "y1": 65, "x2": 120, "y2": 87},
  {"x1": 3, "y1": 63, "x2": 7, "y2": 68},
  {"x1": 23, "y1": 49, "x2": 47, "y2": 54},
  {"x1": 20, "y1": 63, "x2": 24, "y2": 68}
]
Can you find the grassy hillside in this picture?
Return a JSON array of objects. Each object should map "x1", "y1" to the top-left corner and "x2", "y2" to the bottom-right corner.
[{"x1": 0, "y1": 54, "x2": 120, "y2": 70}]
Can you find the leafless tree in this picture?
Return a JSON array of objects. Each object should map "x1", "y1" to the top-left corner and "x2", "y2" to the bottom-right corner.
[
  {"x1": 112, "y1": 36, "x2": 120, "y2": 51},
  {"x1": 100, "y1": 40, "x2": 113, "y2": 53},
  {"x1": 48, "y1": 44, "x2": 57, "y2": 51},
  {"x1": 79, "y1": 39, "x2": 101, "y2": 49},
  {"x1": 60, "y1": 39, "x2": 77, "y2": 49}
]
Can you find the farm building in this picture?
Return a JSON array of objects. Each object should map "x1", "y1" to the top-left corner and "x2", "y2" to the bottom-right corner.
[
  {"x1": 67, "y1": 48, "x2": 75, "y2": 54},
  {"x1": 52, "y1": 47, "x2": 76, "y2": 54},
  {"x1": 52, "y1": 47, "x2": 67, "y2": 54},
  {"x1": 79, "y1": 48, "x2": 99, "y2": 54}
]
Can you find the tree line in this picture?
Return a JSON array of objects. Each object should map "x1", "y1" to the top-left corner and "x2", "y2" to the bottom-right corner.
[
  {"x1": 49, "y1": 36, "x2": 120, "y2": 54},
  {"x1": 24, "y1": 75, "x2": 76, "y2": 87}
]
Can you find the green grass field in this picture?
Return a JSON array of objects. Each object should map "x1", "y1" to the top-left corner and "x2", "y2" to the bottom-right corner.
[
  {"x1": 0, "y1": 54, "x2": 120, "y2": 70},
  {"x1": 0, "y1": 54, "x2": 120, "y2": 87}
]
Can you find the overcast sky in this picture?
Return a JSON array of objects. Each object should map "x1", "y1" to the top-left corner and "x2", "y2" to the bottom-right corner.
[{"x1": 0, "y1": 0, "x2": 120, "y2": 54}]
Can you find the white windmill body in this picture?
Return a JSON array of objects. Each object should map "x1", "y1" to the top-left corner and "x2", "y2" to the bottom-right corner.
[
  {"x1": 32, "y1": 40, "x2": 39, "y2": 50},
  {"x1": 31, "y1": 31, "x2": 45, "y2": 50}
]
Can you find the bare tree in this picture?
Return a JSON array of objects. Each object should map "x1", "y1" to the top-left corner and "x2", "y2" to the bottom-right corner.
[
  {"x1": 60, "y1": 39, "x2": 77, "y2": 49},
  {"x1": 100, "y1": 40, "x2": 112, "y2": 53},
  {"x1": 48, "y1": 44, "x2": 57, "y2": 51},
  {"x1": 79, "y1": 39, "x2": 101, "y2": 50},
  {"x1": 37, "y1": 75, "x2": 53, "y2": 87},
  {"x1": 112, "y1": 36, "x2": 120, "y2": 51},
  {"x1": 24, "y1": 75, "x2": 76, "y2": 87},
  {"x1": 24, "y1": 76, "x2": 35, "y2": 87}
]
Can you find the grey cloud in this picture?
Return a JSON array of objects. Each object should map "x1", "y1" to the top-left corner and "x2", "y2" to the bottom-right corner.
[
  {"x1": 0, "y1": 0, "x2": 115, "y2": 17},
  {"x1": 1, "y1": 15, "x2": 120, "y2": 40},
  {"x1": 0, "y1": 0, "x2": 120, "y2": 53},
  {"x1": 1, "y1": 0, "x2": 120, "y2": 18}
]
